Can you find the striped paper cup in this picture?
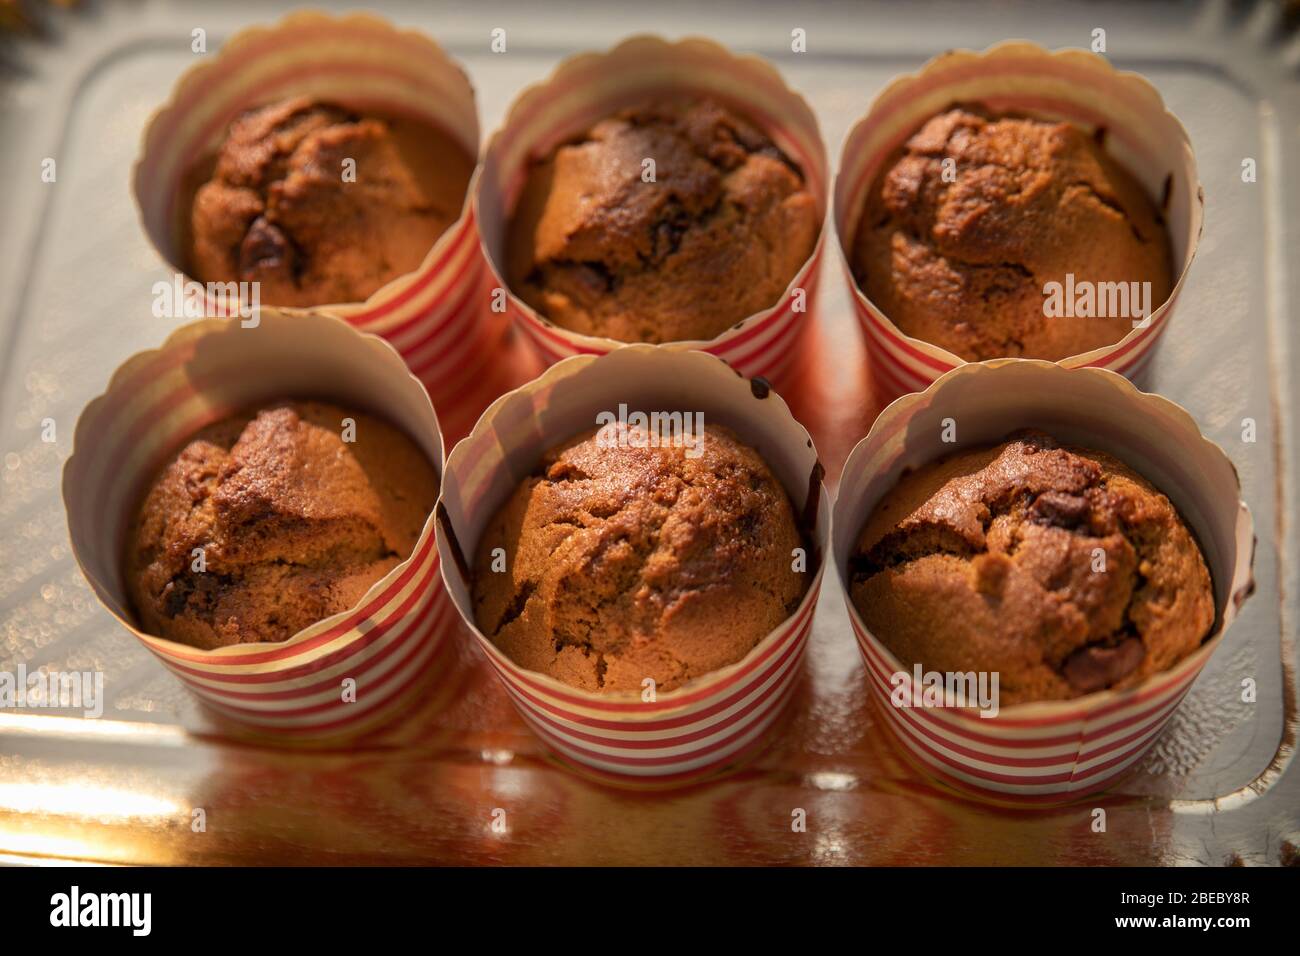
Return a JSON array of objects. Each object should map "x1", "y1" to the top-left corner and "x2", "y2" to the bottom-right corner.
[
  {"x1": 436, "y1": 346, "x2": 830, "y2": 787},
  {"x1": 62, "y1": 309, "x2": 455, "y2": 741},
  {"x1": 475, "y1": 35, "x2": 829, "y2": 387},
  {"x1": 832, "y1": 360, "x2": 1254, "y2": 805},
  {"x1": 132, "y1": 10, "x2": 498, "y2": 427},
  {"x1": 833, "y1": 42, "x2": 1204, "y2": 403}
]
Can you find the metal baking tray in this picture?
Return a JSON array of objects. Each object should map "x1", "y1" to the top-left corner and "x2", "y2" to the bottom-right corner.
[{"x1": 0, "y1": 0, "x2": 1295, "y2": 864}]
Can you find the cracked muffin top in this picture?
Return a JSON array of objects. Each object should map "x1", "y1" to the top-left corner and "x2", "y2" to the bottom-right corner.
[
  {"x1": 189, "y1": 97, "x2": 474, "y2": 307},
  {"x1": 850, "y1": 106, "x2": 1173, "y2": 361},
  {"x1": 848, "y1": 430, "x2": 1214, "y2": 705},
  {"x1": 505, "y1": 96, "x2": 820, "y2": 344},
  {"x1": 471, "y1": 422, "x2": 810, "y2": 693},
  {"x1": 126, "y1": 401, "x2": 438, "y2": 649}
]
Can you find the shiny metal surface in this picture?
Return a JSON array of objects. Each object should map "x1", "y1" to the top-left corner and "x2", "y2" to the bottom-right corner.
[{"x1": 0, "y1": 0, "x2": 1295, "y2": 864}]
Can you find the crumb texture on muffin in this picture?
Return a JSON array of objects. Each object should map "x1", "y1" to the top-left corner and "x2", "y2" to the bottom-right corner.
[
  {"x1": 126, "y1": 401, "x2": 438, "y2": 649},
  {"x1": 471, "y1": 423, "x2": 810, "y2": 692},
  {"x1": 849, "y1": 430, "x2": 1214, "y2": 705},
  {"x1": 506, "y1": 97, "x2": 819, "y2": 344},
  {"x1": 190, "y1": 97, "x2": 473, "y2": 306},
  {"x1": 851, "y1": 106, "x2": 1173, "y2": 361}
]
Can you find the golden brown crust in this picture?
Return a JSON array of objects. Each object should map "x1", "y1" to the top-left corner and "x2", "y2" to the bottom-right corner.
[
  {"x1": 126, "y1": 401, "x2": 438, "y2": 649},
  {"x1": 190, "y1": 97, "x2": 473, "y2": 306},
  {"x1": 471, "y1": 423, "x2": 809, "y2": 692},
  {"x1": 848, "y1": 431, "x2": 1214, "y2": 705},
  {"x1": 506, "y1": 97, "x2": 819, "y2": 344},
  {"x1": 850, "y1": 106, "x2": 1173, "y2": 361}
]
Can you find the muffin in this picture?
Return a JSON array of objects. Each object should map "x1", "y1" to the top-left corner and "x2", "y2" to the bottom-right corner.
[
  {"x1": 471, "y1": 421, "x2": 809, "y2": 692},
  {"x1": 189, "y1": 97, "x2": 475, "y2": 307},
  {"x1": 126, "y1": 401, "x2": 438, "y2": 649},
  {"x1": 850, "y1": 106, "x2": 1173, "y2": 361},
  {"x1": 848, "y1": 430, "x2": 1214, "y2": 705},
  {"x1": 506, "y1": 96, "x2": 819, "y2": 344}
]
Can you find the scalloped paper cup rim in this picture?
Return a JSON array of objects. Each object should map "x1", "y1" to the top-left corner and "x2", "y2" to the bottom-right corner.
[
  {"x1": 130, "y1": 9, "x2": 481, "y2": 320},
  {"x1": 63, "y1": 309, "x2": 445, "y2": 665},
  {"x1": 437, "y1": 344, "x2": 829, "y2": 714},
  {"x1": 832, "y1": 40, "x2": 1204, "y2": 374},
  {"x1": 833, "y1": 359, "x2": 1254, "y2": 724},
  {"x1": 473, "y1": 34, "x2": 829, "y2": 358}
]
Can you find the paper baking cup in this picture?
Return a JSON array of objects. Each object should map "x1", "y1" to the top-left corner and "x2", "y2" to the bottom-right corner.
[
  {"x1": 475, "y1": 35, "x2": 829, "y2": 386},
  {"x1": 62, "y1": 310, "x2": 454, "y2": 740},
  {"x1": 832, "y1": 361, "x2": 1253, "y2": 805},
  {"x1": 132, "y1": 11, "x2": 497, "y2": 419},
  {"x1": 833, "y1": 42, "x2": 1203, "y2": 402},
  {"x1": 437, "y1": 346, "x2": 830, "y2": 786}
]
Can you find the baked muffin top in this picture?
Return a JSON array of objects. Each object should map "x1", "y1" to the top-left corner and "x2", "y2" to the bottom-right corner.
[
  {"x1": 472, "y1": 421, "x2": 810, "y2": 692},
  {"x1": 849, "y1": 430, "x2": 1214, "y2": 705},
  {"x1": 190, "y1": 97, "x2": 473, "y2": 307},
  {"x1": 506, "y1": 96, "x2": 819, "y2": 344},
  {"x1": 851, "y1": 106, "x2": 1173, "y2": 361},
  {"x1": 126, "y1": 401, "x2": 438, "y2": 649}
]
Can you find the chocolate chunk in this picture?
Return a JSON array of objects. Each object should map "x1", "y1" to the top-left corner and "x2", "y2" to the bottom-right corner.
[
  {"x1": 239, "y1": 216, "x2": 298, "y2": 283},
  {"x1": 1062, "y1": 636, "x2": 1146, "y2": 692},
  {"x1": 1030, "y1": 490, "x2": 1090, "y2": 529},
  {"x1": 161, "y1": 576, "x2": 194, "y2": 618},
  {"x1": 161, "y1": 571, "x2": 225, "y2": 618}
]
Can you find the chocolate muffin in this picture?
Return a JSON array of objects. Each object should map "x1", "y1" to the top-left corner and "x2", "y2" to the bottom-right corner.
[
  {"x1": 506, "y1": 96, "x2": 819, "y2": 343},
  {"x1": 126, "y1": 401, "x2": 438, "y2": 649},
  {"x1": 848, "y1": 431, "x2": 1214, "y2": 705},
  {"x1": 189, "y1": 97, "x2": 474, "y2": 307},
  {"x1": 850, "y1": 106, "x2": 1173, "y2": 361},
  {"x1": 471, "y1": 422, "x2": 810, "y2": 692}
]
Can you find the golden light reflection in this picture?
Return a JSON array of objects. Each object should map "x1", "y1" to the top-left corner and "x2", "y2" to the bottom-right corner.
[
  {"x1": 804, "y1": 771, "x2": 858, "y2": 792},
  {"x1": 0, "y1": 781, "x2": 187, "y2": 864},
  {"x1": 0, "y1": 832, "x2": 119, "y2": 863},
  {"x1": 0, "y1": 782, "x2": 183, "y2": 820},
  {"x1": 0, "y1": 712, "x2": 189, "y2": 745}
]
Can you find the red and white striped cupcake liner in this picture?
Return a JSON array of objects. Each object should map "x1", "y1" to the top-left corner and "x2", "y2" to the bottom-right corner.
[
  {"x1": 832, "y1": 360, "x2": 1254, "y2": 805},
  {"x1": 436, "y1": 346, "x2": 830, "y2": 787},
  {"x1": 132, "y1": 11, "x2": 500, "y2": 428},
  {"x1": 833, "y1": 42, "x2": 1204, "y2": 403},
  {"x1": 475, "y1": 35, "x2": 829, "y2": 388},
  {"x1": 62, "y1": 310, "x2": 454, "y2": 740}
]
